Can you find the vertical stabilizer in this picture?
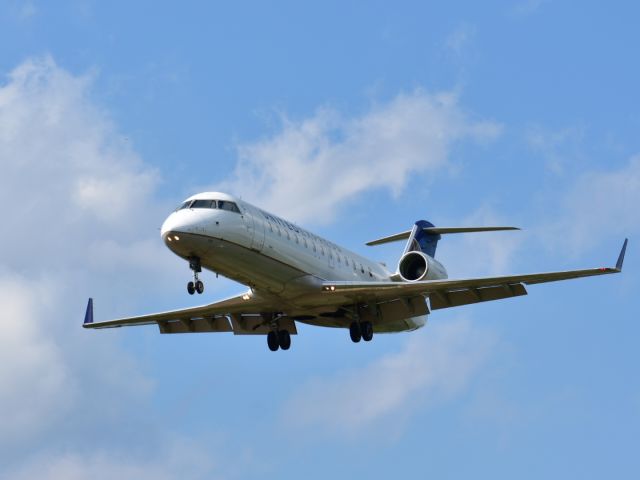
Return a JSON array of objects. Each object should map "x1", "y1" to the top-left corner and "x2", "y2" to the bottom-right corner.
[{"x1": 404, "y1": 220, "x2": 441, "y2": 257}]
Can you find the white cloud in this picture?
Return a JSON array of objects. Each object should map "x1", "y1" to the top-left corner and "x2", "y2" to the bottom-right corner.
[
  {"x1": 545, "y1": 155, "x2": 640, "y2": 254},
  {"x1": 525, "y1": 124, "x2": 586, "y2": 175},
  {"x1": 8, "y1": 438, "x2": 220, "y2": 480},
  {"x1": 0, "y1": 56, "x2": 164, "y2": 272},
  {"x1": 218, "y1": 90, "x2": 501, "y2": 224},
  {"x1": 0, "y1": 273, "x2": 74, "y2": 442},
  {"x1": 444, "y1": 24, "x2": 476, "y2": 56},
  {"x1": 283, "y1": 319, "x2": 495, "y2": 436},
  {"x1": 0, "y1": 56, "x2": 182, "y2": 470}
]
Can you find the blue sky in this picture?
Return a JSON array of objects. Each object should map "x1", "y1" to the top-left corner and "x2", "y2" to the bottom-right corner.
[{"x1": 0, "y1": 1, "x2": 638, "y2": 479}]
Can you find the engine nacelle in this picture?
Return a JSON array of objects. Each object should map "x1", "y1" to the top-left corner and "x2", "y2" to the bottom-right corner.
[{"x1": 397, "y1": 251, "x2": 447, "y2": 282}]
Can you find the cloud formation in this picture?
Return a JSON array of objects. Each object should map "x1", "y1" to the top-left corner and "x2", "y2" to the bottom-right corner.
[
  {"x1": 219, "y1": 91, "x2": 501, "y2": 224},
  {"x1": 9, "y1": 439, "x2": 220, "y2": 480},
  {"x1": 0, "y1": 57, "x2": 184, "y2": 473},
  {"x1": 546, "y1": 155, "x2": 640, "y2": 254},
  {"x1": 283, "y1": 319, "x2": 495, "y2": 436}
]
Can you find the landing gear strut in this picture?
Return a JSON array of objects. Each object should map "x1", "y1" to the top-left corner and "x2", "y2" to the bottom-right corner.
[{"x1": 187, "y1": 256, "x2": 204, "y2": 295}]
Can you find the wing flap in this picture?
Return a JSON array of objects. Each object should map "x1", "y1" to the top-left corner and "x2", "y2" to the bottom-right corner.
[
  {"x1": 429, "y1": 283, "x2": 527, "y2": 310},
  {"x1": 158, "y1": 316, "x2": 233, "y2": 334}
]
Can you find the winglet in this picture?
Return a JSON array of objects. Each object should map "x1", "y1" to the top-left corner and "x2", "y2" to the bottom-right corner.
[
  {"x1": 616, "y1": 238, "x2": 628, "y2": 271},
  {"x1": 83, "y1": 298, "x2": 94, "y2": 327}
]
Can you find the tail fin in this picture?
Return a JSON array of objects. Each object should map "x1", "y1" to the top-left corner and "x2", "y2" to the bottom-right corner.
[
  {"x1": 367, "y1": 222, "x2": 519, "y2": 258},
  {"x1": 404, "y1": 220, "x2": 441, "y2": 257}
]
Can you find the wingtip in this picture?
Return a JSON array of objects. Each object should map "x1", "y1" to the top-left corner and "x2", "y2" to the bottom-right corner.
[
  {"x1": 83, "y1": 298, "x2": 94, "y2": 327},
  {"x1": 615, "y1": 238, "x2": 628, "y2": 271}
]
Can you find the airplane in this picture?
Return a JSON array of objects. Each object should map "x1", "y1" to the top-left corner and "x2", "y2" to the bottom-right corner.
[{"x1": 83, "y1": 191, "x2": 628, "y2": 352}]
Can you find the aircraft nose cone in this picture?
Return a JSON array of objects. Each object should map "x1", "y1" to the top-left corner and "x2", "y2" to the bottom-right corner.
[
  {"x1": 160, "y1": 214, "x2": 176, "y2": 239},
  {"x1": 160, "y1": 211, "x2": 191, "y2": 240}
]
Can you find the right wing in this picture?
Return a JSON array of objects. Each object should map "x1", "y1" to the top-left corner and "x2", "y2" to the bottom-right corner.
[
  {"x1": 323, "y1": 239, "x2": 628, "y2": 310},
  {"x1": 82, "y1": 292, "x2": 295, "y2": 335}
]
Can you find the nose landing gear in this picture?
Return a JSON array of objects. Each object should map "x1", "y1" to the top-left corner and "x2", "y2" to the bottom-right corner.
[{"x1": 187, "y1": 256, "x2": 204, "y2": 295}]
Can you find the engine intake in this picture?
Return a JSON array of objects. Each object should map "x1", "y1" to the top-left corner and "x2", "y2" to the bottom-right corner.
[{"x1": 398, "y1": 251, "x2": 430, "y2": 282}]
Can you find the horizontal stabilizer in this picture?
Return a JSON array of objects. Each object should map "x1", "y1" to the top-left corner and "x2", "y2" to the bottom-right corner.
[{"x1": 366, "y1": 226, "x2": 519, "y2": 246}]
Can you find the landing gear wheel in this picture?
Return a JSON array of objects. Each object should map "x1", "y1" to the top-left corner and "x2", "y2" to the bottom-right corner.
[
  {"x1": 349, "y1": 321, "x2": 362, "y2": 343},
  {"x1": 267, "y1": 331, "x2": 279, "y2": 351},
  {"x1": 187, "y1": 281, "x2": 195, "y2": 295},
  {"x1": 195, "y1": 280, "x2": 204, "y2": 294},
  {"x1": 362, "y1": 321, "x2": 374, "y2": 342},
  {"x1": 278, "y1": 330, "x2": 291, "y2": 350}
]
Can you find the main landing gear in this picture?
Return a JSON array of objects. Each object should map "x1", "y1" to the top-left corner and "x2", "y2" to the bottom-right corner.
[
  {"x1": 349, "y1": 320, "x2": 374, "y2": 343},
  {"x1": 267, "y1": 329, "x2": 291, "y2": 351},
  {"x1": 187, "y1": 256, "x2": 204, "y2": 295},
  {"x1": 266, "y1": 315, "x2": 292, "y2": 352}
]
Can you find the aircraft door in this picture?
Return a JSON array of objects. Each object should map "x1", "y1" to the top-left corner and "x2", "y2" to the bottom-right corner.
[{"x1": 245, "y1": 206, "x2": 265, "y2": 252}]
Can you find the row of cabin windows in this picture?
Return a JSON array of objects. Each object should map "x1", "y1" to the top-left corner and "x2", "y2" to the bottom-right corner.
[
  {"x1": 176, "y1": 199, "x2": 241, "y2": 214},
  {"x1": 259, "y1": 211, "x2": 372, "y2": 277}
]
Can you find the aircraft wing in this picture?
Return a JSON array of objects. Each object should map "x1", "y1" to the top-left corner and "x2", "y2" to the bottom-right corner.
[
  {"x1": 82, "y1": 292, "x2": 292, "y2": 335},
  {"x1": 322, "y1": 239, "x2": 628, "y2": 310}
]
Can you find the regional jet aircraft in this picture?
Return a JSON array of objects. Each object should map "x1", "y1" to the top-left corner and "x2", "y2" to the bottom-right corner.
[{"x1": 83, "y1": 192, "x2": 628, "y2": 351}]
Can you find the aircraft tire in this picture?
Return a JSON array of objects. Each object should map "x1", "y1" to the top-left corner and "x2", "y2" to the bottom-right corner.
[
  {"x1": 187, "y1": 281, "x2": 195, "y2": 295},
  {"x1": 349, "y1": 322, "x2": 362, "y2": 343},
  {"x1": 267, "y1": 331, "x2": 279, "y2": 351},
  {"x1": 195, "y1": 280, "x2": 204, "y2": 294},
  {"x1": 362, "y1": 321, "x2": 374, "y2": 342},
  {"x1": 278, "y1": 330, "x2": 291, "y2": 350}
]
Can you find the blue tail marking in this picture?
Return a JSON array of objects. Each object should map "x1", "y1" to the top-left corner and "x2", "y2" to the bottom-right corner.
[{"x1": 413, "y1": 220, "x2": 440, "y2": 257}]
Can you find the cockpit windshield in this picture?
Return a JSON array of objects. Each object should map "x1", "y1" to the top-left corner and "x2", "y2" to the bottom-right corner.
[
  {"x1": 175, "y1": 199, "x2": 241, "y2": 214},
  {"x1": 191, "y1": 199, "x2": 216, "y2": 209}
]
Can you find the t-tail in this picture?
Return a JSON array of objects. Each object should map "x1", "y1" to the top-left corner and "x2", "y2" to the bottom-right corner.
[{"x1": 367, "y1": 221, "x2": 519, "y2": 282}]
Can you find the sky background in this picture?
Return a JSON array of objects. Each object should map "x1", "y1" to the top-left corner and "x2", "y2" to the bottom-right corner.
[{"x1": 0, "y1": 1, "x2": 638, "y2": 479}]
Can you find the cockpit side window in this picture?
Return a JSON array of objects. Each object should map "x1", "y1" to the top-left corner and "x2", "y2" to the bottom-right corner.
[
  {"x1": 176, "y1": 200, "x2": 193, "y2": 211},
  {"x1": 218, "y1": 201, "x2": 241, "y2": 214}
]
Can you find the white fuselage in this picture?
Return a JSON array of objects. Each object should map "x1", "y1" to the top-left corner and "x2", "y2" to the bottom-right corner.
[{"x1": 160, "y1": 192, "x2": 446, "y2": 332}]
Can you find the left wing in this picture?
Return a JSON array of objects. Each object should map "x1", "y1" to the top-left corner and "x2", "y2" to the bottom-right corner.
[
  {"x1": 82, "y1": 292, "x2": 295, "y2": 334},
  {"x1": 322, "y1": 239, "x2": 628, "y2": 310}
]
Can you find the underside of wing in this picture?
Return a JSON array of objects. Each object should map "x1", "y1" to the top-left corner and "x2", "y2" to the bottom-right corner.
[
  {"x1": 322, "y1": 239, "x2": 628, "y2": 310},
  {"x1": 82, "y1": 292, "x2": 296, "y2": 335}
]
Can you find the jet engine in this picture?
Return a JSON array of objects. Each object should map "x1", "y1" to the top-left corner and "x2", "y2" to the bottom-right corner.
[{"x1": 398, "y1": 251, "x2": 446, "y2": 282}]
